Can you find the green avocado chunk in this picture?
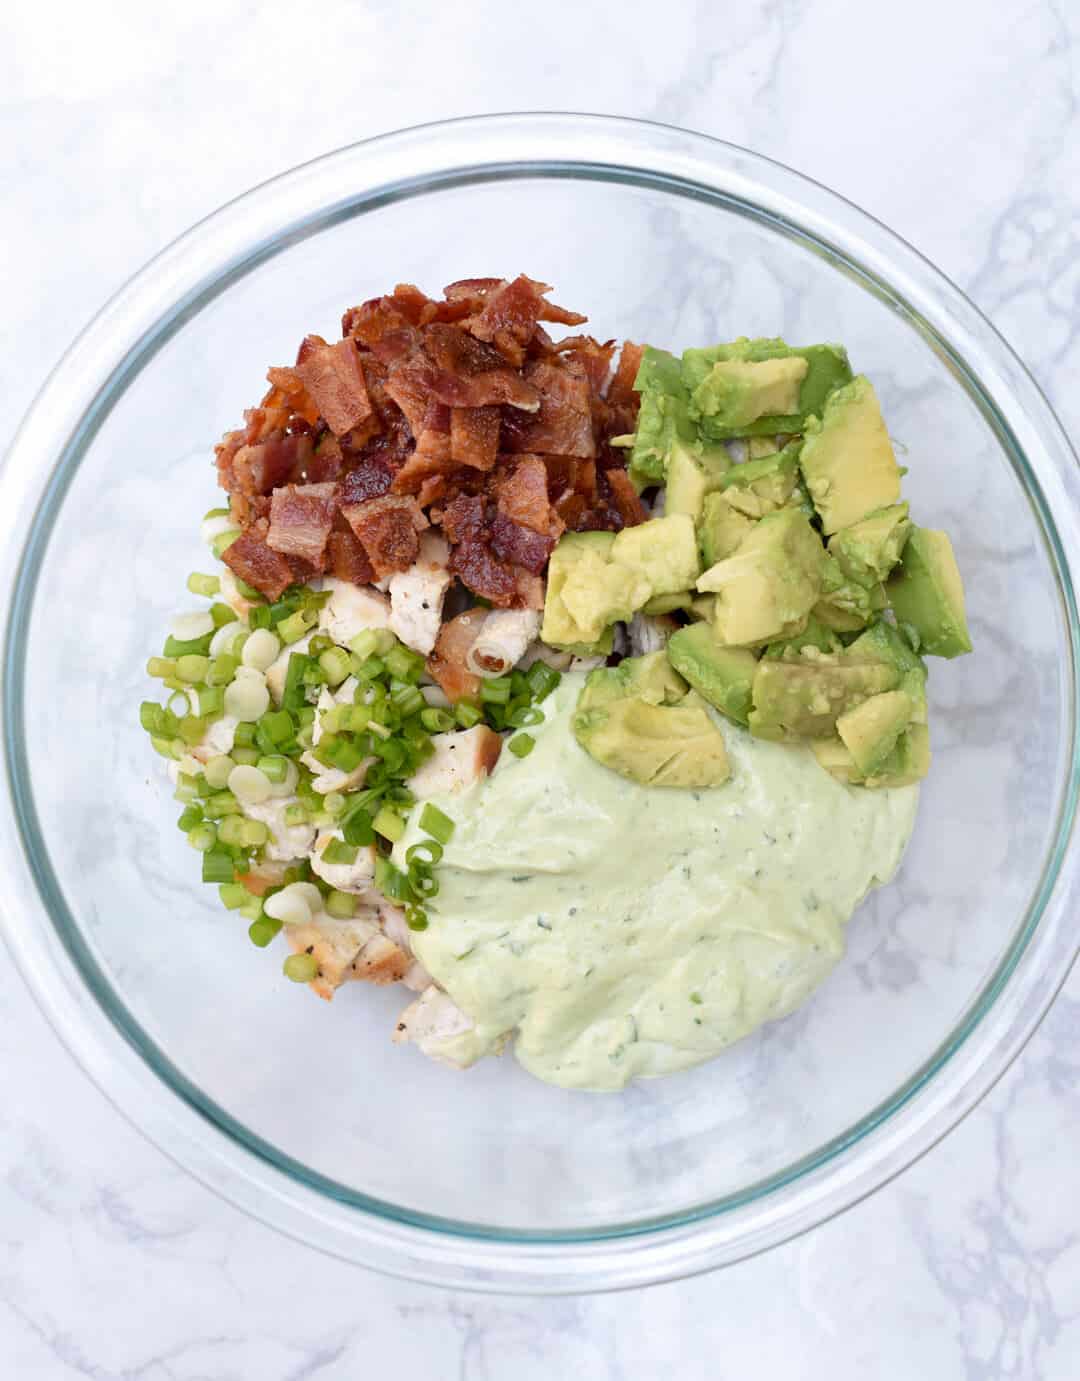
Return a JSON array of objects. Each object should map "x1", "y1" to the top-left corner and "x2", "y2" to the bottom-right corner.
[
  {"x1": 814, "y1": 551, "x2": 887, "y2": 632},
  {"x1": 541, "y1": 531, "x2": 648, "y2": 648},
  {"x1": 828, "y1": 503, "x2": 911, "y2": 587},
  {"x1": 836, "y1": 689, "x2": 914, "y2": 778},
  {"x1": 611, "y1": 513, "x2": 701, "y2": 598},
  {"x1": 844, "y1": 620, "x2": 928, "y2": 722},
  {"x1": 628, "y1": 347, "x2": 695, "y2": 487},
  {"x1": 748, "y1": 654, "x2": 900, "y2": 741},
  {"x1": 799, "y1": 376, "x2": 902, "y2": 534},
  {"x1": 681, "y1": 338, "x2": 853, "y2": 439},
  {"x1": 698, "y1": 491, "x2": 757, "y2": 567},
  {"x1": 813, "y1": 722, "x2": 931, "y2": 789},
  {"x1": 886, "y1": 527, "x2": 972, "y2": 658},
  {"x1": 664, "y1": 439, "x2": 731, "y2": 520},
  {"x1": 762, "y1": 614, "x2": 843, "y2": 661},
  {"x1": 667, "y1": 623, "x2": 758, "y2": 726},
  {"x1": 718, "y1": 438, "x2": 803, "y2": 512},
  {"x1": 572, "y1": 654, "x2": 731, "y2": 787},
  {"x1": 697, "y1": 508, "x2": 825, "y2": 647}
]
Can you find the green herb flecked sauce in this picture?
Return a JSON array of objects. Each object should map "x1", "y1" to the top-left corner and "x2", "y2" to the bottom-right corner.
[{"x1": 398, "y1": 674, "x2": 918, "y2": 1091}]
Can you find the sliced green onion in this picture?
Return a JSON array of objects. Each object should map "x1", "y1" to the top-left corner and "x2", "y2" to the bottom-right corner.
[
  {"x1": 242, "y1": 627, "x2": 281, "y2": 671},
  {"x1": 526, "y1": 663, "x2": 562, "y2": 701},
  {"x1": 480, "y1": 677, "x2": 512, "y2": 705},
  {"x1": 283, "y1": 803, "x2": 310, "y2": 828},
  {"x1": 150, "y1": 735, "x2": 180, "y2": 759},
  {"x1": 351, "y1": 654, "x2": 386, "y2": 682},
  {"x1": 198, "y1": 685, "x2": 225, "y2": 718},
  {"x1": 166, "y1": 688, "x2": 192, "y2": 718},
  {"x1": 231, "y1": 746, "x2": 259, "y2": 766},
  {"x1": 509, "y1": 733, "x2": 536, "y2": 759},
  {"x1": 234, "y1": 576, "x2": 263, "y2": 601},
  {"x1": 257, "y1": 754, "x2": 288, "y2": 784},
  {"x1": 342, "y1": 810, "x2": 374, "y2": 847},
  {"x1": 203, "y1": 755, "x2": 235, "y2": 789},
  {"x1": 173, "y1": 771, "x2": 200, "y2": 804},
  {"x1": 164, "y1": 631, "x2": 213, "y2": 658},
  {"x1": 240, "y1": 820, "x2": 269, "y2": 848},
  {"x1": 323, "y1": 793, "x2": 347, "y2": 819},
  {"x1": 325, "y1": 889, "x2": 357, "y2": 919},
  {"x1": 408, "y1": 868, "x2": 440, "y2": 900},
  {"x1": 204, "y1": 506, "x2": 231, "y2": 521},
  {"x1": 225, "y1": 675, "x2": 270, "y2": 722},
  {"x1": 248, "y1": 604, "x2": 272, "y2": 632},
  {"x1": 207, "y1": 654, "x2": 239, "y2": 686},
  {"x1": 373, "y1": 805, "x2": 405, "y2": 843},
  {"x1": 211, "y1": 529, "x2": 241, "y2": 558},
  {"x1": 139, "y1": 701, "x2": 165, "y2": 734},
  {"x1": 321, "y1": 837, "x2": 358, "y2": 866},
  {"x1": 187, "y1": 572, "x2": 220, "y2": 598},
  {"x1": 187, "y1": 822, "x2": 217, "y2": 852},
  {"x1": 390, "y1": 683, "x2": 425, "y2": 717},
  {"x1": 203, "y1": 790, "x2": 241, "y2": 819},
  {"x1": 178, "y1": 715, "x2": 207, "y2": 746},
  {"x1": 384, "y1": 646, "x2": 425, "y2": 683},
  {"x1": 419, "y1": 803, "x2": 455, "y2": 845},
  {"x1": 278, "y1": 611, "x2": 311, "y2": 644},
  {"x1": 454, "y1": 700, "x2": 482, "y2": 728},
  {"x1": 216, "y1": 815, "x2": 248, "y2": 847},
  {"x1": 176, "y1": 804, "x2": 203, "y2": 833},
  {"x1": 218, "y1": 882, "x2": 249, "y2": 910},
  {"x1": 175, "y1": 654, "x2": 210, "y2": 685},
  {"x1": 406, "y1": 839, "x2": 443, "y2": 868},
  {"x1": 146, "y1": 656, "x2": 177, "y2": 679},
  {"x1": 283, "y1": 953, "x2": 318, "y2": 983},
  {"x1": 319, "y1": 647, "x2": 352, "y2": 686},
  {"x1": 248, "y1": 917, "x2": 282, "y2": 948},
  {"x1": 509, "y1": 705, "x2": 544, "y2": 728},
  {"x1": 420, "y1": 707, "x2": 454, "y2": 733},
  {"x1": 210, "y1": 601, "x2": 238, "y2": 628},
  {"x1": 374, "y1": 855, "x2": 414, "y2": 903},
  {"x1": 405, "y1": 905, "x2": 429, "y2": 932}
]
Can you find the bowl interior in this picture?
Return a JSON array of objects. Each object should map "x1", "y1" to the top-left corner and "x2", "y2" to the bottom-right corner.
[{"x1": 14, "y1": 168, "x2": 1069, "y2": 1237}]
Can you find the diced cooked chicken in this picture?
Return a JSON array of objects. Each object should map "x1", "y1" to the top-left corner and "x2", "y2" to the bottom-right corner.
[
  {"x1": 465, "y1": 609, "x2": 542, "y2": 677},
  {"x1": 318, "y1": 577, "x2": 390, "y2": 647},
  {"x1": 266, "y1": 631, "x2": 313, "y2": 704},
  {"x1": 237, "y1": 859, "x2": 291, "y2": 895},
  {"x1": 286, "y1": 909, "x2": 409, "y2": 1000},
  {"x1": 391, "y1": 986, "x2": 478, "y2": 1067},
  {"x1": 300, "y1": 750, "x2": 372, "y2": 796},
  {"x1": 627, "y1": 612, "x2": 678, "y2": 657},
  {"x1": 388, "y1": 532, "x2": 452, "y2": 656},
  {"x1": 379, "y1": 902, "x2": 432, "y2": 992},
  {"x1": 309, "y1": 830, "x2": 378, "y2": 895},
  {"x1": 568, "y1": 654, "x2": 608, "y2": 673},
  {"x1": 243, "y1": 796, "x2": 317, "y2": 862},
  {"x1": 407, "y1": 725, "x2": 503, "y2": 798}
]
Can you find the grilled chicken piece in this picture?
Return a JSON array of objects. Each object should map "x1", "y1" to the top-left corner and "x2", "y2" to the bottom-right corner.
[
  {"x1": 387, "y1": 532, "x2": 453, "y2": 656},
  {"x1": 392, "y1": 986, "x2": 477, "y2": 1066},
  {"x1": 286, "y1": 910, "x2": 410, "y2": 1000},
  {"x1": 407, "y1": 724, "x2": 502, "y2": 798}
]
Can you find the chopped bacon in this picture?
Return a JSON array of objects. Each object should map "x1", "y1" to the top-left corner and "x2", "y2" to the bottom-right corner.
[
  {"x1": 225, "y1": 434, "x2": 314, "y2": 496},
  {"x1": 415, "y1": 324, "x2": 541, "y2": 411},
  {"x1": 439, "y1": 493, "x2": 487, "y2": 546},
  {"x1": 341, "y1": 494, "x2": 428, "y2": 579},
  {"x1": 496, "y1": 455, "x2": 560, "y2": 536},
  {"x1": 449, "y1": 538, "x2": 516, "y2": 607},
  {"x1": 554, "y1": 335, "x2": 615, "y2": 396},
  {"x1": 489, "y1": 512, "x2": 555, "y2": 573},
  {"x1": 607, "y1": 340, "x2": 644, "y2": 408},
  {"x1": 303, "y1": 433, "x2": 344, "y2": 484},
  {"x1": 602, "y1": 469, "x2": 647, "y2": 528},
  {"x1": 292, "y1": 336, "x2": 373, "y2": 437},
  {"x1": 444, "y1": 277, "x2": 503, "y2": 300},
  {"x1": 513, "y1": 569, "x2": 545, "y2": 610},
  {"x1": 391, "y1": 447, "x2": 457, "y2": 495},
  {"x1": 229, "y1": 491, "x2": 271, "y2": 527},
  {"x1": 467, "y1": 275, "x2": 548, "y2": 367},
  {"x1": 326, "y1": 519, "x2": 375, "y2": 585},
  {"x1": 502, "y1": 359, "x2": 595, "y2": 458},
  {"x1": 341, "y1": 458, "x2": 394, "y2": 504},
  {"x1": 267, "y1": 482, "x2": 339, "y2": 567},
  {"x1": 264, "y1": 366, "x2": 321, "y2": 427},
  {"x1": 222, "y1": 523, "x2": 295, "y2": 601},
  {"x1": 450, "y1": 406, "x2": 500, "y2": 470},
  {"x1": 427, "y1": 610, "x2": 486, "y2": 703}
]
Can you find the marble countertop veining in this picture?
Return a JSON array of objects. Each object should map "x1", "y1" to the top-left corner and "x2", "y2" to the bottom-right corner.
[{"x1": 3, "y1": 1, "x2": 1080, "y2": 1375}]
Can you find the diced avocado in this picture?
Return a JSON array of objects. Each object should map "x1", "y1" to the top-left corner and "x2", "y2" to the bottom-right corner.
[
  {"x1": 689, "y1": 357, "x2": 809, "y2": 432},
  {"x1": 814, "y1": 551, "x2": 886, "y2": 633},
  {"x1": 845, "y1": 620, "x2": 928, "y2": 722},
  {"x1": 682, "y1": 339, "x2": 853, "y2": 439},
  {"x1": 573, "y1": 660, "x2": 730, "y2": 787},
  {"x1": 690, "y1": 593, "x2": 717, "y2": 621},
  {"x1": 664, "y1": 440, "x2": 730, "y2": 520},
  {"x1": 864, "y1": 722, "x2": 931, "y2": 787},
  {"x1": 628, "y1": 347, "x2": 695, "y2": 487},
  {"x1": 719, "y1": 438, "x2": 803, "y2": 511},
  {"x1": 836, "y1": 690, "x2": 914, "y2": 777},
  {"x1": 698, "y1": 491, "x2": 757, "y2": 567},
  {"x1": 697, "y1": 508, "x2": 825, "y2": 647},
  {"x1": 542, "y1": 531, "x2": 647, "y2": 648},
  {"x1": 799, "y1": 376, "x2": 902, "y2": 534},
  {"x1": 762, "y1": 614, "x2": 843, "y2": 661},
  {"x1": 642, "y1": 591, "x2": 694, "y2": 616},
  {"x1": 667, "y1": 623, "x2": 758, "y2": 725},
  {"x1": 886, "y1": 527, "x2": 972, "y2": 658},
  {"x1": 811, "y1": 736, "x2": 863, "y2": 785},
  {"x1": 611, "y1": 513, "x2": 701, "y2": 598},
  {"x1": 747, "y1": 436, "x2": 781, "y2": 459},
  {"x1": 581, "y1": 651, "x2": 688, "y2": 709},
  {"x1": 828, "y1": 503, "x2": 911, "y2": 587},
  {"x1": 748, "y1": 655, "x2": 900, "y2": 741}
]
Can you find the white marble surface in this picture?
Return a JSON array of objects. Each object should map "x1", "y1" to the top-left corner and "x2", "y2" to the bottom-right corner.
[{"x1": 3, "y1": 0, "x2": 1080, "y2": 1374}]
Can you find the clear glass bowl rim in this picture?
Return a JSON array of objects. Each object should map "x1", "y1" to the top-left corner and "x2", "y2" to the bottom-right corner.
[{"x1": 2, "y1": 113, "x2": 1079, "y2": 1294}]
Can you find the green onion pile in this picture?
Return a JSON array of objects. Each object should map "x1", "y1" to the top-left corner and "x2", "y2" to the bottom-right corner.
[{"x1": 139, "y1": 507, "x2": 562, "y2": 980}]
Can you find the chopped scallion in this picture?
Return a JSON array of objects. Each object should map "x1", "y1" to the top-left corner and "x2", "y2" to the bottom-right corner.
[
  {"x1": 218, "y1": 882, "x2": 249, "y2": 910},
  {"x1": 509, "y1": 733, "x2": 536, "y2": 759},
  {"x1": 373, "y1": 805, "x2": 405, "y2": 843},
  {"x1": 325, "y1": 889, "x2": 357, "y2": 919},
  {"x1": 283, "y1": 953, "x2": 318, "y2": 983},
  {"x1": 321, "y1": 837, "x2": 359, "y2": 866},
  {"x1": 419, "y1": 803, "x2": 455, "y2": 844},
  {"x1": 187, "y1": 572, "x2": 220, "y2": 598},
  {"x1": 249, "y1": 917, "x2": 282, "y2": 948}
]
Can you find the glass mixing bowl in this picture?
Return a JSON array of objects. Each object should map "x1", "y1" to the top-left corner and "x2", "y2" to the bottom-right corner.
[{"x1": 2, "y1": 114, "x2": 1079, "y2": 1294}]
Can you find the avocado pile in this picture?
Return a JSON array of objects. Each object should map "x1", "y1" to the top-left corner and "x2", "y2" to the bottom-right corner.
[{"x1": 541, "y1": 337, "x2": 972, "y2": 790}]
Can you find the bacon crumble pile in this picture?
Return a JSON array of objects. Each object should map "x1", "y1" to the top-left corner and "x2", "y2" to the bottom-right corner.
[{"x1": 215, "y1": 276, "x2": 645, "y2": 626}]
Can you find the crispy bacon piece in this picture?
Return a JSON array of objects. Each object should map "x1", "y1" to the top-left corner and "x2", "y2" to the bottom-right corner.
[
  {"x1": 326, "y1": 520, "x2": 375, "y2": 585},
  {"x1": 489, "y1": 513, "x2": 554, "y2": 573},
  {"x1": 267, "y1": 482, "x2": 340, "y2": 567},
  {"x1": 450, "y1": 406, "x2": 500, "y2": 470},
  {"x1": 426, "y1": 609, "x2": 486, "y2": 703},
  {"x1": 292, "y1": 336, "x2": 373, "y2": 437},
  {"x1": 603, "y1": 469, "x2": 648, "y2": 528},
  {"x1": 341, "y1": 458, "x2": 394, "y2": 504},
  {"x1": 303, "y1": 433, "x2": 344, "y2": 484},
  {"x1": 391, "y1": 447, "x2": 457, "y2": 495},
  {"x1": 496, "y1": 455, "x2": 559, "y2": 535},
  {"x1": 607, "y1": 340, "x2": 644, "y2": 408},
  {"x1": 414, "y1": 324, "x2": 541, "y2": 411},
  {"x1": 341, "y1": 494, "x2": 428, "y2": 579},
  {"x1": 222, "y1": 522, "x2": 295, "y2": 601},
  {"x1": 502, "y1": 359, "x2": 595, "y2": 458},
  {"x1": 555, "y1": 335, "x2": 615, "y2": 396},
  {"x1": 224, "y1": 434, "x2": 314, "y2": 496},
  {"x1": 467, "y1": 275, "x2": 547, "y2": 367}
]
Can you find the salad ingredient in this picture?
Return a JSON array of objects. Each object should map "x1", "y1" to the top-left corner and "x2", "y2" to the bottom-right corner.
[
  {"x1": 885, "y1": 528, "x2": 973, "y2": 657},
  {"x1": 798, "y1": 376, "x2": 902, "y2": 534}
]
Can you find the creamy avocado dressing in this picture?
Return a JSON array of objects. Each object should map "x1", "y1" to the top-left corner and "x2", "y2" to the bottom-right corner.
[{"x1": 400, "y1": 674, "x2": 918, "y2": 1092}]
